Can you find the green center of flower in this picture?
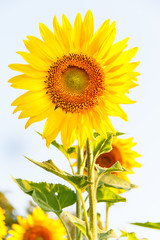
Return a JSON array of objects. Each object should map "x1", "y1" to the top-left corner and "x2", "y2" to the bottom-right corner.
[
  {"x1": 62, "y1": 67, "x2": 88, "y2": 93},
  {"x1": 35, "y1": 237, "x2": 44, "y2": 240}
]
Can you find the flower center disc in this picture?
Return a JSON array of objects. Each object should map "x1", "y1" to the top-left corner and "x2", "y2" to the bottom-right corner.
[
  {"x1": 46, "y1": 53, "x2": 105, "y2": 113},
  {"x1": 62, "y1": 67, "x2": 88, "y2": 93},
  {"x1": 23, "y1": 226, "x2": 52, "y2": 240},
  {"x1": 96, "y1": 146, "x2": 122, "y2": 168}
]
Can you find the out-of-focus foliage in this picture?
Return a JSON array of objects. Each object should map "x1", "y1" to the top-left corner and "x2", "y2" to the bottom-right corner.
[
  {"x1": 62, "y1": 213, "x2": 76, "y2": 240},
  {"x1": 26, "y1": 200, "x2": 37, "y2": 215},
  {"x1": 132, "y1": 222, "x2": 160, "y2": 230},
  {"x1": 0, "y1": 192, "x2": 17, "y2": 227}
]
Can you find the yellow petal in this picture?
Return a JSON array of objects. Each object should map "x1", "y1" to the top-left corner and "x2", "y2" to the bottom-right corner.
[
  {"x1": 9, "y1": 64, "x2": 47, "y2": 78},
  {"x1": 87, "y1": 20, "x2": 114, "y2": 57},
  {"x1": 39, "y1": 23, "x2": 62, "y2": 57},
  {"x1": 25, "y1": 108, "x2": 51, "y2": 128},
  {"x1": 73, "y1": 13, "x2": 82, "y2": 51},
  {"x1": 102, "y1": 37, "x2": 129, "y2": 65},
  {"x1": 9, "y1": 74, "x2": 46, "y2": 91},
  {"x1": 96, "y1": 26, "x2": 116, "y2": 60},
  {"x1": 53, "y1": 16, "x2": 69, "y2": 53},
  {"x1": 62, "y1": 14, "x2": 73, "y2": 50},
  {"x1": 43, "y1": 108, "x2": 65, "y2": 147},
  {"x1": 24, "y1": 36, "x2": 55, "y2": 61},
  {"x1": 80, "y1": 10, "x2": 94, "y2": 51},
  {"x1": 17, "y1": 51, "x2": 50, "y2": 71}
]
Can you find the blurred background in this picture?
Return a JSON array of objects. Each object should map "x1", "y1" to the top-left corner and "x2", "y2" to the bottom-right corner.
[{"x1": 0, "y1": 0, "x2": 160, "y2": 239}]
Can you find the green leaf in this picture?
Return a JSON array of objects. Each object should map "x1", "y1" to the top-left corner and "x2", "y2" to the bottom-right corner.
[
  {"x1": 64, "y1": 212, "x2": 117, "y2": 240},
  {"x1": 51, "y1": 140, "x2": 76, "y2": 160},
  {"x1": 132, "y1": 221, "x2": 160, "y2": 230},
  {"x1": 64, "y1": 212, "x2": 89, "y2": 239},
  {"x1": 97, "y1": 185, "x2": 126, "y2": 203},
  {"x1": 98, "y1": 229, "x2": 117, "y2": 239},
  {"x1": 100, "y1": 174, "x2": 137, "y2": 190},
  {"x1": 12, "y1": 178, "x2": 76, "y2": 214},
  {"x1": 36, "y1": 131, "x2": 76, "y2": 160},
  {"x1": 121, "y1": 231, "x2": 138, "y2": 240},
  {"x1": 120, "y1": 230, "x2": 148, "y2": 240},
  {"x1": 96, "y1": 161, "x2": 127, "y2": 178},
  {"x1": 26, "y1": 158, "x2": 91, "y2": 190},
  {"x1": 93, "y1": 133, "x2": 113, "y2": 159}
]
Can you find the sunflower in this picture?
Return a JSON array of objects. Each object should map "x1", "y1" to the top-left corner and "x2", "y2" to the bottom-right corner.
[
  {"x1": 8, "y1": 207, "x2": 66, "y2": 240},
  {"x1": 0, "y1": 207, "x2": 8, "y2": 240},
  {"x1": 96, "y1": 136, "x2": 141, "y2": 180},
  {"x1": 9, "y1": 10, "x2": 139, "y2": 148}
]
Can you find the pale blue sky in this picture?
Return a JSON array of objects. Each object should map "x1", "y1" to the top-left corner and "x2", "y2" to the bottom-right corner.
[{"x1": 1, "y1": 0, "x2": 160, "y2": 239}]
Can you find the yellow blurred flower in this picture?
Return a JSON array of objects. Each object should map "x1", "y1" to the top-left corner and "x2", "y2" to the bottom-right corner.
[
  {"x1": 0, "y1": 207, "x2": 7, "y2": 240},
  {"x1": 96, "y1": 136, "x2": 141, "y2": 180},
  {"x1": 9, "y1": 10, "x2": 139, "y2": 148},
  {"x1": 8, "y1": 207, "x2": 66, "y2": 240}
]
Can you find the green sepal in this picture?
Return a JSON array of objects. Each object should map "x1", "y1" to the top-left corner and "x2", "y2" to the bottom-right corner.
[
  {"x1": 97, "y1": 185, "x2": 126, "y2": 203},
  {"x1": 64, "y1": 212, "x2": 89, "y2": 239},
  {"x1": 100, "y1": 174, "x2": 137, "y2": 190},
  {"x1": 132, "y1": 221, "x2": 160, "y2": 230},
  {"x1": 93, "y1": 131, "x2": 125, "y2": 139},
  {"x1": 25, "y1": 157, "x2": 91, "y2": 190},
  {"x1": 114, "y1": 132, "x2": 125, "y2": 136},
  {"x1": 96, "y1": 161, "x2": 127, "y2": 178},
  {"x1": 36, "y1": 131, "x2": 76, "y2": 160},
  {"x1": 98, "y1": 229, "x2": 117, "y2": 239},
  {"x1": 12, "y1": 178, "x2": 76, "y2": 214},
  {"x1": 93, "y1": 133, "x2": 113, "y2": 159}
]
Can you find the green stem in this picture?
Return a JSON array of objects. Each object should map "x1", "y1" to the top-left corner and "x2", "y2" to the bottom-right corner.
[
  {"x1": 59, "y1": 214, "x2": 72, "y2": 240},
  {"x1": 68, "y1": 157, "x2": 75, "y2": 175},
  {"x1": 78, "y1": 190, "x2": 91, "y2": 239},
  {"x1": 86, "y1": 138, "x2": 97, "y2": 240},
  {"x1": 76, "y1": 146, "x2": 83, "y2": 240},
  {"x1": 106, "y1": 203, "x2": 109, "y2": 231}
]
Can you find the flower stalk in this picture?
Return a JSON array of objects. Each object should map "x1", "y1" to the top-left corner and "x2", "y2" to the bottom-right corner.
[
  {"x1": 76, "y1": 146, "x2": 83, "y2": 240},
  {"x1": 59, "y1": 214, "x2": 72, "y2": 240},
  {"x1": 106, "y1": 203, "x2": 110, "y2": 231},
  {"x1": 86, "y1": 138, "x2": 97, "y2": 240}
]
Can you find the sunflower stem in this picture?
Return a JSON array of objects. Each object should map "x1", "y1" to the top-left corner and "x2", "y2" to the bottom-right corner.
[
  {"x1": 106, "y1": 203, "x2": 110, "y2": 231},
  {"x1": 59, "y1": 214, "x2": 72, "y2": 240},
  {"x1": 68, "y1": 156, "x2": 75, "y2": 175},
  {"x1": 86, "y1": 138, "x2": 97, "y2": 240},
  {"x1": 76, "y1": 146, "x2": 83, "y2": 240},
  {"x1": 78, "y1": 190, "x2": 91, "y2": 239}
]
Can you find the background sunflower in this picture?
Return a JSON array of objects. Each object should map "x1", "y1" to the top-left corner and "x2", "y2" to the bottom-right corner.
[
  {"x1": 8, "y1": 207, "x2": 66, "y2": 240},
  {"x1": 0, "y1": 207, "x2": 8, "y2": 240}
]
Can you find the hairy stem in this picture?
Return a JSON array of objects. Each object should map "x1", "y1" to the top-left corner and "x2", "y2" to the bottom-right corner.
[
  {"x1": 68, "y1": 156, "x2": 75, "y2": 175},
  {"x1": 76, "y1": 146, "x2": 83, "y2": 240},
  {"x1": 86, "y1": 138, "x2": 97, "y2": 240},
  {"x1": 78, "y1": 190, "x2": 91, "y2": 239},
  {"x1": 106, "y1": 203, "x2": 109, "y2": 231}
]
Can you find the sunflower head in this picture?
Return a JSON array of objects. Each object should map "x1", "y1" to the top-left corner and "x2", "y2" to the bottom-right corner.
[
  {"x1": 9, "y1": 10, "x2": 139, "y2": 148},
  {"x1": 96, "y1": 136, "x2": 141, "y2": 180},
  {"x1": 0, "y1": 207, "x2": 8, "y2": 240},
  {"x1": 8, "y1": 207, "x2": 66, "y2": 240}
]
